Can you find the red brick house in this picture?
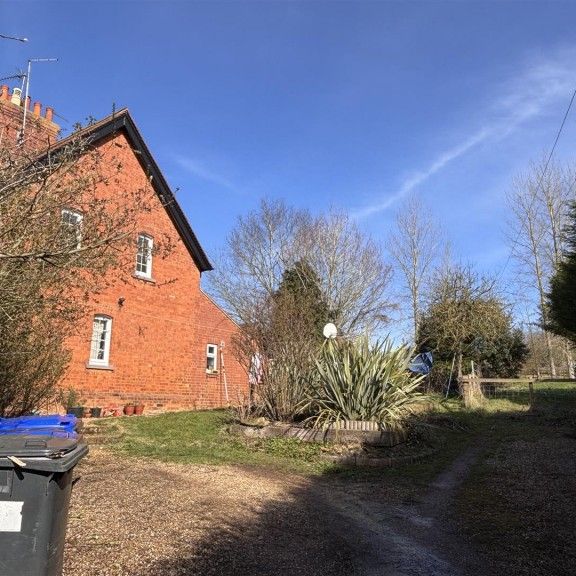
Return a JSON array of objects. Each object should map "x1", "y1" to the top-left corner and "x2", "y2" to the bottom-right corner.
[{"x1": 0, "y1": 86, "x2": 248, "y2": 412}]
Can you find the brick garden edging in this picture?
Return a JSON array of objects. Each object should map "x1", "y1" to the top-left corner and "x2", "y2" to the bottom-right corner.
[{"x1": 229, "y1": 421, "x2": 407, "y2": 447}]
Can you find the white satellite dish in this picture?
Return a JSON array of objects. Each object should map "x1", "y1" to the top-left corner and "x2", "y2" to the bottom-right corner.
[{"x1": 323, "y1": 323, "x2": 338, "y2": 339}]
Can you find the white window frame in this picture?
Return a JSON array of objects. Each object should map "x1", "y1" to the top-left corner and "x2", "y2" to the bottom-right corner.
[
  {"x1": 61, "y1": 208, "x2": 83, "y2": 250},
  {"x1": 135, "y1": 233, "x2": 153, "y2": 279},
  {"x1": 89, "y1": 315, "x2": 112, "y2": 367},
  {"x1": 206, "y1": 344, "x2": 218, "y2": 373}
]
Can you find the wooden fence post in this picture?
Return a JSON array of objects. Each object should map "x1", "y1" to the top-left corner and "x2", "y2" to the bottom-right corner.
[{"x1": 528, "y1": 380, "x2": 534, "y2": 409}]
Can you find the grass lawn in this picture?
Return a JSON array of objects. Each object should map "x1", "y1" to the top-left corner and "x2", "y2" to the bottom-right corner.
[
  {"x1": 91, "y1": 409, "x2": 334, "y2": 473},
  {"x1": 88, "y1": 395, "x2": 479, "y2": 487},
  {"x1": 89, "y1": 383, "x2": 574, "y2": 481}
]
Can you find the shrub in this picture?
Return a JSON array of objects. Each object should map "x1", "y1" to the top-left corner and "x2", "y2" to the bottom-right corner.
[
  {"x1": 301, "y1": 337, "x2": 424, "y2": 429},
  {"x1": 257, "y1": 357, "x2": 311, "y2": 422}
]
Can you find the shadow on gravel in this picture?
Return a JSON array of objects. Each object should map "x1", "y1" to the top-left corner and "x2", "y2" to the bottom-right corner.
[
  {"x1": 140, "y1": 479, "x2": 358, "y2": 576},
  {"x1": 137, "y1": 453, "x2": 489, "y2": 576}
]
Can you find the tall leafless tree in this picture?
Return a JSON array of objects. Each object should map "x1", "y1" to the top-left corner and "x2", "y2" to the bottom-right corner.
[
  {"x1": 508, "y1": 159, "x2": 576, "y2": 378},
  {"x1": 208, "y1": 199, "x2": 394, "y2": 338},
  {"x1": 388, "y1": 195, "x2": 443, "y2": 345}
]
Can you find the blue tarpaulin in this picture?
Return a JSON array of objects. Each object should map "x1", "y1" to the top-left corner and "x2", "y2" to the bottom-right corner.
[{"x1": 409, "y1": 352, "x2": 433, "y2": 375}]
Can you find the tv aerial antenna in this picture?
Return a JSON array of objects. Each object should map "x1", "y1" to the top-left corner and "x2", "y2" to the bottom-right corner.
[
  {"x1": 20, "y1": 57, "x2": 58, "y2": 143},
  {"x1": 0, "y1": 33, "x2": 28, "y2": 43},
  {"x1": 0, "y1": 72, "x2": 25, "y2": 84}
]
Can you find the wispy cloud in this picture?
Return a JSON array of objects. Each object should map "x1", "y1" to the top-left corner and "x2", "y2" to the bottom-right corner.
[
  {"x1": 353, "y1": 46, "x2": 576, "y2": 219},
  {"x1": 353, "y1": 128, "x2": 491, "y2": 219},
  {"x1": 174, "y1": 155, "x2": 237, "y2": 191}
]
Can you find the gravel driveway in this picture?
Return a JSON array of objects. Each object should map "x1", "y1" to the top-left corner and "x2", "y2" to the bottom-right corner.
[
  {"x1": 64, "y1": 390, "x2": 575, "y2": 576},
  {"x1": 63, "y1": 445, "x2": 480, "y2": 576},
  {"x1": 64, "y1": 447, "x2": 356, "y2": 576}
]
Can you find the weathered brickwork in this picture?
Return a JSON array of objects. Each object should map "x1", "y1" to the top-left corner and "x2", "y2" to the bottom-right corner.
[
  {"x1": 0, "y1": 96, "x2": 248, "y2": 412},
  {"x1": 59, "y1": 127, "x2": 249, "y2": 412},
  {"x1": 0, "y1": 85, "x2": 60, "y2": 151}
]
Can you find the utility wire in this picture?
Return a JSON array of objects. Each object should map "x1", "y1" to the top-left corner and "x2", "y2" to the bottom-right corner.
[{"x1": 497, "y1": 87, "x2": 576, "y2": 281}]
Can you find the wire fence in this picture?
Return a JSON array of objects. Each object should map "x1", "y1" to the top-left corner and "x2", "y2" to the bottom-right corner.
[
  {"x1": 460, "y1": 376, "x2": 535, "y2": 407},
  {"x1": 460, "y1": 376, "x2": 576, "y2": 408}
]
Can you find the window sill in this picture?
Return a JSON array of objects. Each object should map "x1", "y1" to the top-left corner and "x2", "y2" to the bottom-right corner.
[
  {"x1": 205, "y1": 370, "x2": 219, "y2": 377},
  {"x1": 86, "y1": 362, "x2": 114, "y2": 371},
  {"x1": 132, "y1": 273, "x2": 156, "y2": 284}
]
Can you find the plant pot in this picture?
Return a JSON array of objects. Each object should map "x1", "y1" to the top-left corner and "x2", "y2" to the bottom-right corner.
[
  {"x1": 134, "y1": 404, "x2": 145, "y2": 416},
  {"x1": 124, "y1": 404, "x2": 135, "y2": 416},
  {"x1": 112, "y1": 409, "x2": 122, "y2": 417},
  {"x1": 67, "y1": 406, "x2": 85, "y2": 418},
  {"x1": 90, "y1": 407, "x2": 102, "y2": 418}
]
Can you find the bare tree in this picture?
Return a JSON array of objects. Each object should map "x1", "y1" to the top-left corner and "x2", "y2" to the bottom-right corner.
[
  {"x1": 208, "y1": 199, "x2": 394, "y2": 337},
  {"x1": 388, "y1": 195, "x2": 443, "y2": 345},
  {"x1": 302, "y1": 211, "x2": 394, "y2": 336},
  {"x1": 0, "y1": 127, "x2": 156, "y2": 415},
  {"x1": 207, "y1": 200, "x2": 309, "y2": 328},
  {"x1": 508, "y1": 159, "x2": 576, "y2": 378}
]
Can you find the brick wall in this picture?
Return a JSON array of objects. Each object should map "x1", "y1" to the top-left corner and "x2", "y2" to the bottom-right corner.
[
  {"x1": 60, "y1": 130, "x2": 248, "y2": 412},
  {"x1": 193, "y1": 291, "x2": 249, "y2": 409},
  {"x1": 0, "y1": 85, "x2": 60, "y2": 150}
]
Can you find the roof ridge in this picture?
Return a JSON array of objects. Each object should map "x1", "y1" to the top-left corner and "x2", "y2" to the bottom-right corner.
[{"x1": 41, "y1": 109, "x2": 213, "y2": 272}]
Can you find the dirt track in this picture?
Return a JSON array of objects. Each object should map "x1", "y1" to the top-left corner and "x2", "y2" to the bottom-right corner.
[{"x1": 64, "y1": 445, "x2": 485, "y2": 576}]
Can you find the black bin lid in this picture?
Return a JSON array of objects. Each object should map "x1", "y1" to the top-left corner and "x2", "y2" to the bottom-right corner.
[{"x1": 0, "y1": 434, "x2": 88, "y2": 472}]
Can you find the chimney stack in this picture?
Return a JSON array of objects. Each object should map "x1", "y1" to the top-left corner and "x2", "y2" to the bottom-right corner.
[{"x1": 0, "y1": 86, "x2": 60, "y2": 151}]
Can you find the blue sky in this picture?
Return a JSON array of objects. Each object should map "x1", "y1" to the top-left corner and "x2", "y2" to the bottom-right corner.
[{"x1": 2, "y1": 1, "x2": 576, "y2": 309}]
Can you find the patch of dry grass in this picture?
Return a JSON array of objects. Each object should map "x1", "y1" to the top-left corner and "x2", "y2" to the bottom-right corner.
[{"x1": 456, "y1": 382, "x2": 576, "y2": 576}]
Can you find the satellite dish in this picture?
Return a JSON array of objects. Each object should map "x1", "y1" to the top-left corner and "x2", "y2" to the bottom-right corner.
[{"x1": 323, "y1": 323, "x2": 338, "y2": 339}]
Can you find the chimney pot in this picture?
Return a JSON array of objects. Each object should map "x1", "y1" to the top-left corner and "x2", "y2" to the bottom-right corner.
[
  {"x1": 0, "y1": 85, "x2": 8, "y2": 100},
  {"x1": 25, "y1": 96, "x2": 31, "y2": 110},
  {"x1": 33, "y1": 102, "x2": 41, "y2": 116},
  {"x1": 10, "y1": 88, "x2": 22, "y2": 106},
  {"x1": 45, "y1": 107, "x2": 53, "y2": 122}
]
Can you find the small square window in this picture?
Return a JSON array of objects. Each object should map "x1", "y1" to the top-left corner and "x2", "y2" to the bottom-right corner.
[
  {"x1": 206, "y1": 344, "x2": 218, "y2": 372},
  {"x1": 61, "y1": 209, "x2": 83, "y2": 249},
  {"x1": 89, "y1": 315, "x2": 112, "y2": 366},
  {"x1": 135, "y1": 234, "x2": 153, "y2": 278}
]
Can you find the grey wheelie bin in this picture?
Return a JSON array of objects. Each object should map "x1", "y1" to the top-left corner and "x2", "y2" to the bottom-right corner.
[{"x1": 0, "y1": 432, "x2": 88, "y2": 576}]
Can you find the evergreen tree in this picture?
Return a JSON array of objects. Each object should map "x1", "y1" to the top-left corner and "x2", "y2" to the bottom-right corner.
[
  {"x1": 418, "y1": 265, "x2": 528, "y2": 379},
  {"x1": 273, "y1": 260, "x2": 331, "y2": 341},
  {"x1": 548, "y1": 202, "x2": 576, "y2": 344}
]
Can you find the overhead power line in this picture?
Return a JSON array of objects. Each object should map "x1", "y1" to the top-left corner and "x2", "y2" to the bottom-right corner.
[{"x1": 497, "y1": 87, "x2": 576, "y2": 281}]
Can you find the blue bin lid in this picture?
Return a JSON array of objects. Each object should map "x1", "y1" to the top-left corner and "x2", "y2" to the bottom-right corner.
[{"x1": 0, "y1": 414, "x2": 77, "y2": 432}]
